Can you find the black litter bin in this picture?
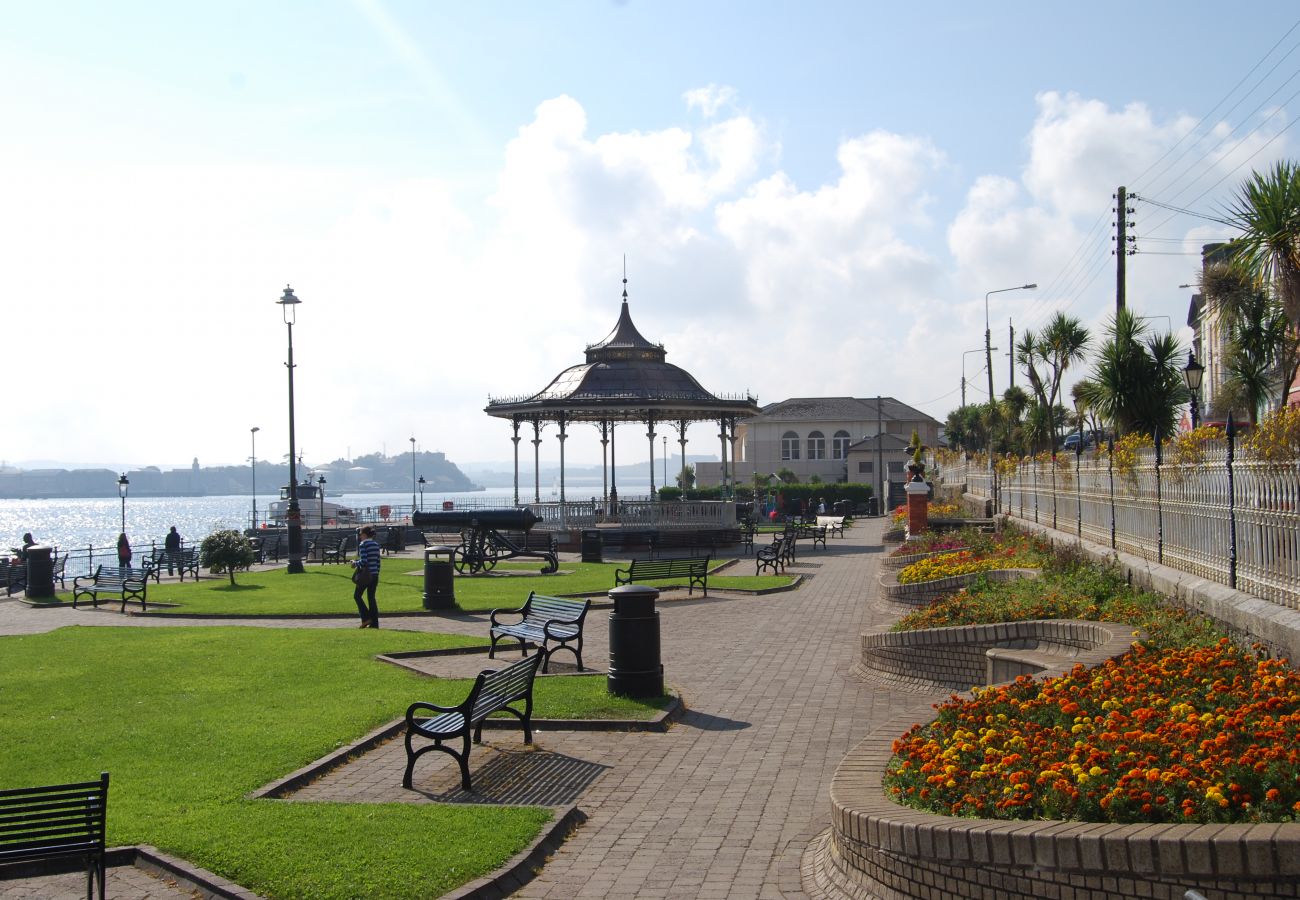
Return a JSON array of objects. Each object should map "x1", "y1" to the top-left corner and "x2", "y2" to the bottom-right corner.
[
  {"x1": 867, "y1": 497, "x2": 879, "y2": 517},
  {"x1": 422, "y1": 546, "x2": 456, "y2": 609},
  {"x1": 24, "y1": 545, "x2": 54, "y2": 600},
  {"x1": 607, "y1": 585, "x2": 663, "y2": 698},
  {"x1": 581, "y1": 529, "x2": 603, "y2": 563}
]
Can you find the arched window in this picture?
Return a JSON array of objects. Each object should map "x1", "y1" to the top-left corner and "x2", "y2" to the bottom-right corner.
[
  {"x1": 807, "y1": 431, "x2": 825, "y2": 460},
  {"x1": 832, "y1": 430, "x2": 851, "y2": 459},
  {"x1": 781, "y1": 431, "x2": 800, "y2": 460}
]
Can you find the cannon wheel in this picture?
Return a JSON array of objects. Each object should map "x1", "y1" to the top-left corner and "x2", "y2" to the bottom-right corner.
[{"x1": 451, "y1": 547, "x2": 478, "y2": 575}]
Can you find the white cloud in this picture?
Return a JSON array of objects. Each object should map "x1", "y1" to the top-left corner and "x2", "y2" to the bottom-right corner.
[{"x1": 683, "y1": 84, "x2": 737, "y2": 118}]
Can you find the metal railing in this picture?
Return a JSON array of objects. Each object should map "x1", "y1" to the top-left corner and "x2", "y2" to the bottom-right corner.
[{"x1": 948, "y1": 438, "x2": 1300, "y2": 611}]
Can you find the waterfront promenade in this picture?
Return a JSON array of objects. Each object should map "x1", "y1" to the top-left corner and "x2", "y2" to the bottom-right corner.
[{"x1": 0, "y1": 518, "x2": 920, "y2": 899}]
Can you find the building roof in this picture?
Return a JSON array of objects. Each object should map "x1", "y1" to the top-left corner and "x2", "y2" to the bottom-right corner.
[
  {"x1": 845, "y1": 433, "x2": 912, "y2": 452},
  {"x1": 745, "y1": 396, "x2": 939, "y2": 426},
  {"x1": 486, "y1": 289, "x2": 758, "y2": 424}
]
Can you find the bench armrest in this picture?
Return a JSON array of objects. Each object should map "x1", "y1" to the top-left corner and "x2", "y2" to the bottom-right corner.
[
  {"x1": 542, "y1": 616, "x2": 581, "y2": 637},
  {"x1": 406, "y1": 699, "x2": 463, "y2": 721},
  {"x1": 489, "y1": 606, "x2": 527, "y2": 627}
]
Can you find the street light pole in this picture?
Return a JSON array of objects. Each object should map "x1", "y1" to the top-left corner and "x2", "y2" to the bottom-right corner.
[
  {"x1": 1184, "y1": 351, "x2": 1204, "y2": 429},
  {"x1": 984, "y1": 284, "x2": 1037, "y2": 407},
  {"x1": 417, "y1": 475, "x2": 426, "y2": 511},
  {"x1": 410, "y1": 437, "x2": 417, "y2": 515},
  {"x1": 961, "y1": 347, "x2": 989, "y2": 410},
  {"x1": 317, "y1": 474, "x2": 327, "y2": 536},
  {"x1": 250, "y1": 426, "x2": 260, "y2": 531},
  {"x1": 277, "y1": 285, "x2": 305, "y2": 574},
  {"x1": 117, "y1": 473, "x2": 129, "y2": 536}
]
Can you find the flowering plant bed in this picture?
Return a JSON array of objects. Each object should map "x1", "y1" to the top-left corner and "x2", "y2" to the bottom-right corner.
[
  {"x1": 889, "y1": 535, "x2": 969, "y2": 557},
  {"x1": 895, "y1": 533, "x2": 1045, "y2": 585},
  {"x1": 884, "y1": 639, "x2": 1300, "y2": 825}
]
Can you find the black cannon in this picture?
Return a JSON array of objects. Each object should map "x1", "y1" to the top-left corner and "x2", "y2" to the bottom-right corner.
[{"x1": 411, "y1": 508, "x2": 557, "y2": 575}]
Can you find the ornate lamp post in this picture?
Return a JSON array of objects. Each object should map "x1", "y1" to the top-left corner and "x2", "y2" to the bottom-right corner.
[
  {"x1": 117, "y1": 473, "x2": 129, "y2": 536},
  {"x1": 410, "y1": 436, "x2": 417, "y2": 514},
  {"x1": 317, "y1": 474, "x2": 327, "y2": 536},
  {"x1": 1184, "y1": 351, "x2": 1204, "y2": 429},
  {"x1": 417, "y1": 475, "x2": 426, "y2": 511},
  {"x1": 277, "y1": 285, "x2": 305, "y2": 574},
  {"x1": 250, "y1": 426, "x2": 260, "y2": 531}
]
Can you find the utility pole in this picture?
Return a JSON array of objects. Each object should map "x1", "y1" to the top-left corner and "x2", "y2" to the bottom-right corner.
[
  {"x1": 876, "y1": 394, "x2": 884, "y2": 514},
  {"x1": 1115, "y1": 186, "x2": 1132, "y2": 313},
  {"x1": 1008, "y1": 321, "x2": 1015, "y2": 388},
  {"x1": 961, "y1": 376, "x2": 966, "y2": 408}
]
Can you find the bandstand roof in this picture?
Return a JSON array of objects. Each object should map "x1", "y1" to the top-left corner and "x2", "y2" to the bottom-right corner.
[{"x1": 485, "y1": 287, "x2": 758, "y2": 425}]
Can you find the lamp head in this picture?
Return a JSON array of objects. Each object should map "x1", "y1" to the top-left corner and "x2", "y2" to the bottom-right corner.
[
  {"x1": 317, "y1": 474, "x2": 326, "y2": 485},
  {"x1": 117, "y1": 473, "x2": 129, "y2": 498},
  {"x1": 251, "y1": 426, "x2": 260, "y2": 434},
  {"x1": 277, "y1": 285, "x2": 301, "y2": 324},
  {"x1": 1184, "y1": 351, "x2": 1204, "y2": 392},
  {"x1": 1023, "y1": 283, "x2": 1037, "y2": 290},
  {"x1": 418, "y1": 475, "x2": 426, "y2": 486}
]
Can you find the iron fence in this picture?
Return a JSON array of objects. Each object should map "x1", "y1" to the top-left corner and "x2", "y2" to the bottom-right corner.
[{"x1": 947, "y1": 437, "x2": 1300, "y2": 611}]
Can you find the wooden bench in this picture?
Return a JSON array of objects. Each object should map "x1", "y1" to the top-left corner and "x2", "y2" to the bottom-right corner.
[
  {"x1": 489, "y1": 592, "x2": 591, "y2": 672},
  {"x1": 402, "y1": 651, "x2": 544, "y2": 791},
  {"x1": 0, "y1": 561, "x2": 27, "y2": 597},
  {"x1": 794, "y1": 523, "x2": 828, "y2": 550},
  {"x1": 72, "y1": 566, "x2": 149, "y2": 612},
  {"x1": 254, "y1": 533, "x2": 284, "y2": 562},
  {"x1": 142, "y1": 547, "x2": 201, "y2": 582},
  {"x1": 320, "y1": 533, "x2": 352, "y2": 564},
  {"x1": 51, "y1": 554, "x2": 68, "y2": 590},
  {"x1": 816, "y1": 515, "x2": 847, "y2": 538},
  {"x1": 615, "y1": 556, "x2": 709, "y2": 596},
  {"x1": 0, "y1": 772, "x2": 108, "y2": 899},
  {"x1": 739, "y1": 523, "x2": 755, "y2": 555},
  {"x1": 756, "y1": 532, "x2": 796, "y2": 575}
]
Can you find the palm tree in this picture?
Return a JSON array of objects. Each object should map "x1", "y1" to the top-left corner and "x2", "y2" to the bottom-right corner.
[
  {"x1": 1201, "y1": 260, "x2": 1300, "y2": 420},
  {"x1": 1078, "y1": 309, "x2": 1189, "y2": 438},
  {"x1": 1224, "y1": 160, "x2": 1300, "y2": 329},
  {"x1": 1016, "y1": 312, "x2": 1090, "y2": 447}
]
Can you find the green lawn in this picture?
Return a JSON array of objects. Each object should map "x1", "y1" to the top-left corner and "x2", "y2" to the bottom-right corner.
[
  {"x1": 0, "y1": 626, "x2": 667, "y2": 899},
  {"x1": 76, "y1": 560, "x2": 792, "y2": 615}
]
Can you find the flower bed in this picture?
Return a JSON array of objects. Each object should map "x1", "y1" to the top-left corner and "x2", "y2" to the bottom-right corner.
[
  {"x1": 895, "y1": 533, "x2": 1045, "y2": 585},
  {"x1": 889, "y1": 535, "x2": 970, "y2": 557},
  {"x1": 885, "y1": 639, "x2": 1300, "y2": 825}
]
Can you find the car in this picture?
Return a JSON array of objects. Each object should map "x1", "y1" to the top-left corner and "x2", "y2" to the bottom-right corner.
[{"x1": 1061, "y1": 430, "x2": 1099, "y2": 451}]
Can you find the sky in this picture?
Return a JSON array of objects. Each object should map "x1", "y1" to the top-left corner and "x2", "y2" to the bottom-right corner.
[{"x1": 3, "y1": 1, "x2": 1298, "y2": 473}]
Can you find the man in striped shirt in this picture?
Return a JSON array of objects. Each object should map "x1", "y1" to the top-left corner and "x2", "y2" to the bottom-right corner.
[{"x1": 352, "y1": 525, "x2": 382, "y2": 628}]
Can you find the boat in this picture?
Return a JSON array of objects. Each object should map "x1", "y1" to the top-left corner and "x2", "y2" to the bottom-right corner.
[{"x1": 267, "y1": 480, "x2": 357, "y2": 527}]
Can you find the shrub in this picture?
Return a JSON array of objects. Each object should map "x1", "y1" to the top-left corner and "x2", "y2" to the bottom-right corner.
[{"x1": 200, "y1": 530, "x2": 256, "y2": 585}]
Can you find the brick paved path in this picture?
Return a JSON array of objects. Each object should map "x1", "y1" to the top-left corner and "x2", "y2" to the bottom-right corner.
[{"x1": 1, "y1": 519, "x2": 922, "y2": 899}]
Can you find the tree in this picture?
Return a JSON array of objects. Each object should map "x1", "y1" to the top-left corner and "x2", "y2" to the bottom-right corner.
[
  {"x1": 676, "y1": 463, "x2": 696, "y2": 490},
  {"x1": 1077, "y1": 309, "x2": 1189, "y2": 438},
  {"x1": 1016, "y1": 312, "x2": 1091, "y2": 447},
  {"x1": 200, "y1": 529, "x2": 256, "y2": 586},
  {"x1": 776, "y1": 467, "x2": 798, "y2": 484},
  {"x1": 1224, "y1": 160, "x2": 1300, "y2": 331},
  {"x1": 1201, "y1": 261, "x2": 1300, "y2": 423}
]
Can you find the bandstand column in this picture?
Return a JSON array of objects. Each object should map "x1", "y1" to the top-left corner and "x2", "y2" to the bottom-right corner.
[
  {"x1": 511, "y1": 417, "x2": 521, "y2": 506},
  {"x1": 718, "y1": 418, "x2": 730, "y2": 497},
  {"x1": 728, "y1": 417, "x2": 741, "y2": 496},
  {"x1": 609, "y1": 422, "x2": 618, "y2": 514},
  {"x1": 646, "y1": 414, "x2": 657, "y2": 496},
  {"x1": 599, "y1": 420, "x2": 609, "y2": 510},
  {"x1": 557, "y1": 414, "x2": 568, "y2": 526},
  {"x1": 531, "y1": 419, "x2": 542, "y2": 504},
  {"x1": 677, "y1": 418, "x2": 688, "y2": 491}
]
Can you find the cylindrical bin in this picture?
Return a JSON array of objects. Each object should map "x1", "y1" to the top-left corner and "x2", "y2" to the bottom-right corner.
[
  {"x1": 24, "y1": 545, "x2": 54, "y2": 600},
  {"x1": 867, "y1": 496, "x2": 879, "y2": 517},
  {"x1": 607, "y1": 584, "x2": 663, "y2": 698},
  {"x1": 422, "y1": 546, "x2": 456, "y2": 610},
  {"x1": 581, "y1": 529, "x2": 603, "y2": 563}
]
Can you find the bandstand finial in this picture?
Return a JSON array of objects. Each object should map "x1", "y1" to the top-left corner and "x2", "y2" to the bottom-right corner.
[{"x1": 622, "y1": 255, "x2": 628, "y2": 302}]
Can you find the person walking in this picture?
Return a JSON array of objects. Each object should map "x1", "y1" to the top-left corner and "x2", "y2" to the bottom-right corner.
[
  {"x1": 164, "y1": 526, "x2": 182, "y2": 576},
  {"x1": 351, "y1": 525, "x2": 381, "y2": 629},
  {"x1": 116, "y1": 533, "x2": 132, "y2": 569}
]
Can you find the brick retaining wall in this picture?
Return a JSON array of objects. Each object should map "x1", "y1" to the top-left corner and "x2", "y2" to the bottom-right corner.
[{"x1": 878, "y1": 567, "x2": 1038, "y2": 606}]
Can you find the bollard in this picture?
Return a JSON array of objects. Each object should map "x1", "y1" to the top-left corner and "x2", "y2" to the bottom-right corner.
[
  {"x1": 581, "y1": 529, "x2": 603, "y2": 563},
  {"x1": 607, "y1": 584, "x2": 663, "y2": 697},
  {"x1": 422, "y1": 546, "x2": 456, "y2": 610},
  {"x1": 24, "y1": 545, "x2": 54, "y2": 600}
]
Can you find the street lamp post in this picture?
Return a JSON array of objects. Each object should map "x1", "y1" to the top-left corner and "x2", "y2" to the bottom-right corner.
[
  {"x1": 1184, "y1": 351, "x2": 1204, "y2": 429},
  {"x1": 417, "y1": 475, "x2": 426, "y2": 511},
  {"x1": 250, "y1": 426, "x2": 260, "y2": 531},
  {"x1": 410, "y1": 437, "x2": 417, "y2": 515},
  {"x1": 117, "y1": 473, "x2": 129, "y2": 536},
  {"x1": 984, "y1": 284, "x2": 1036, "y2": 509},
  {"x1": 984, "y1": 284, "x2": 1036, "y2": 405},
  {"x1": 277, "y1": 285, "x2": 305, "y2": 574},
  {"x1": 960, "y1": 348, "x2": 988, "y2": 409},
  {"x1": 317, "y1": 474, "x2": 327, "y2": 536}
]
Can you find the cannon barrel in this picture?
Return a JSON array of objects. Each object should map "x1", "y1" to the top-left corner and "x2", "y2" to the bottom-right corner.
[{"x1": 411, "y1": 508, "x2": 541, "y2": 531}]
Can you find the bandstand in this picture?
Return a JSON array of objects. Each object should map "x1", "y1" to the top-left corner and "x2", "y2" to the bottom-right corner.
[{"x1": 485, "y1": 277, "x2": 759, "y2": 534}]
